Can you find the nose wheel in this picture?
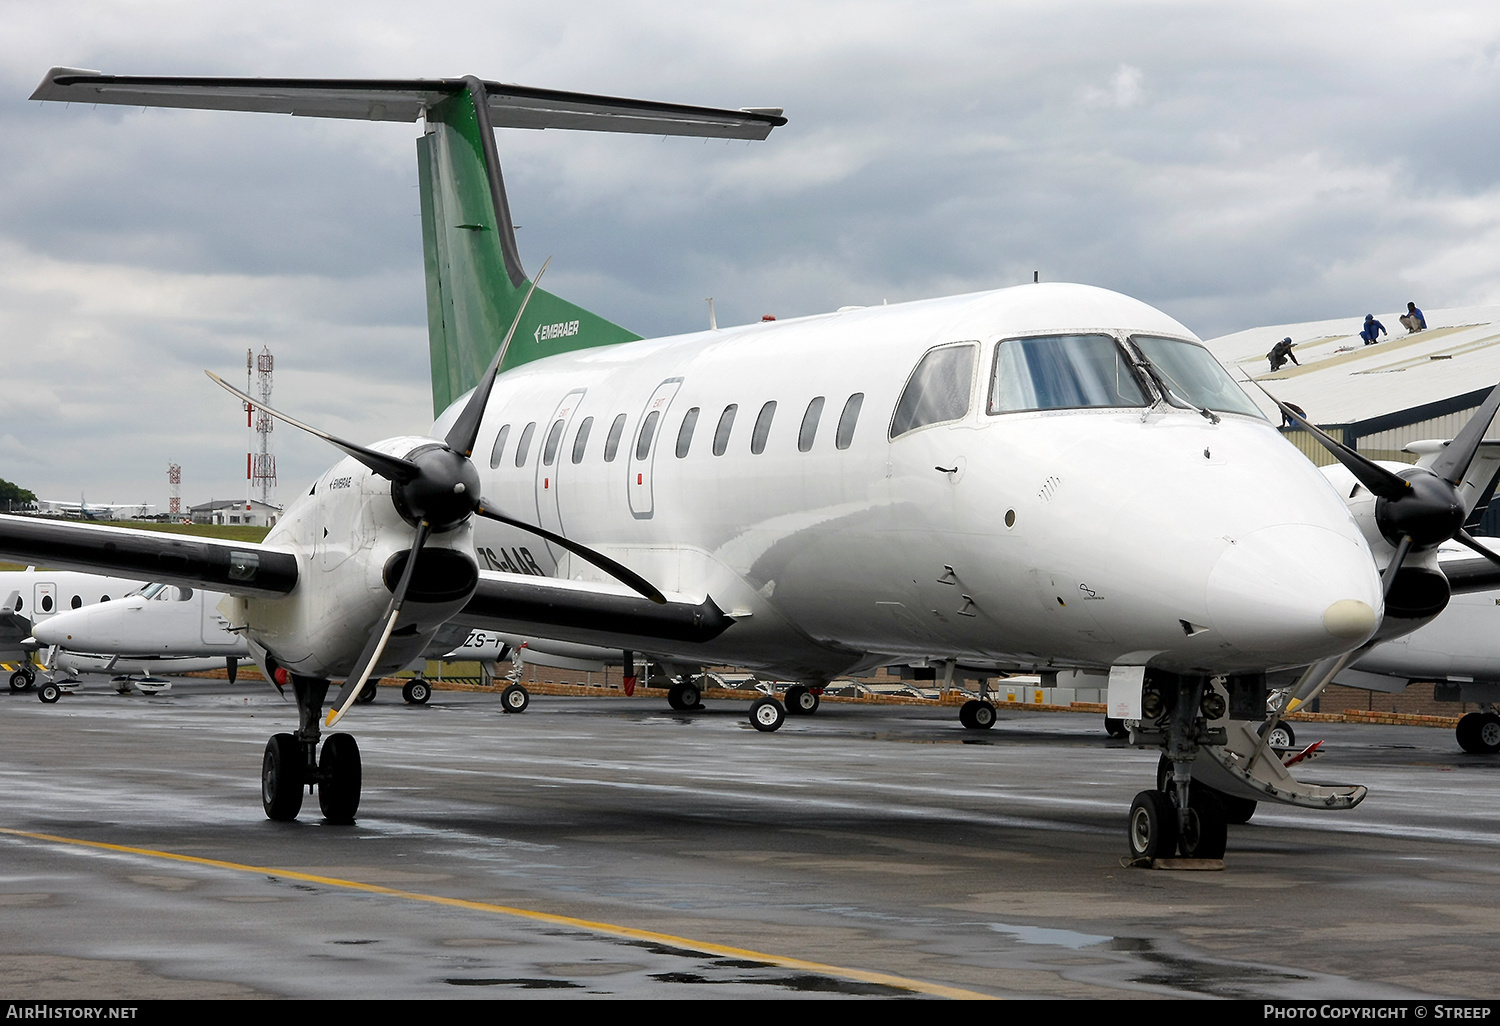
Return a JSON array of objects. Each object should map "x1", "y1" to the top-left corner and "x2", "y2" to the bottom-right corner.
[{"x1": 261, "y1": 675, "x2": 363, "y2": 824}]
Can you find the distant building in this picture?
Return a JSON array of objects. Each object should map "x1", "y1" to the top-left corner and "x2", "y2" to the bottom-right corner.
[{"x1": 189, "y1": 498, "x2": 282, "y2": 528}]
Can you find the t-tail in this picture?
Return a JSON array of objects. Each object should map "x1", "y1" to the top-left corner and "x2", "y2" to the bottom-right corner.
[{"x1": 30, "y1": 69, "x2": 787, "y2": 414}]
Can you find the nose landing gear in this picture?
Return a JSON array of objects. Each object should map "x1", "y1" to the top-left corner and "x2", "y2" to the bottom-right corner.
[{"x1": 261, "y1": 675, "x2": 362, "y2": 824}]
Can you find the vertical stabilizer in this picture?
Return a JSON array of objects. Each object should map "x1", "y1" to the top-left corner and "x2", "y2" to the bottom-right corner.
[{"x1": 419, "y1": 80, "x2": 641, "y2": 415}]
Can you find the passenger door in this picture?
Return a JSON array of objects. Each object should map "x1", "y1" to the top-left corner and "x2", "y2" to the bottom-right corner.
[
  {"x1": 534, "y1": 388, "x2": 587, "y2": 560},
  {"x1": 629, "y1": 378, "x2": 682, "y2": 519}
]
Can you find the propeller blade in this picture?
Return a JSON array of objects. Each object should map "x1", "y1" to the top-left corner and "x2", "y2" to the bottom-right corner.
[
  {"x1": 445, "y1": 256, "x2": 553, "y2": 458},
  {"x1": 1428, "y1": 383, "x2": 1500, "y2": 485},
  {"x1": 1245, "y1": 379, "x2": 1410, "y2": 501},
  {"x1": 1382, "y1": 534, "x2": 1414, "y2": 600},
  {"x1": 205, "y1": 371, "x2": 421, "y2": 484},
  {"x1": 327, "y1": 520, "x2": 433, "y2": 727},
  {"x1": 1454, "y1": 529, "x2": 1500, "y2": 571},
  {"x1": 474, "y1": 501, "x2": 667, "y2": 604}
]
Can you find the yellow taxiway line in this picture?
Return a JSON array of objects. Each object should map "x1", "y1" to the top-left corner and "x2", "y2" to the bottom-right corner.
[{"x1": 0, "y1": 825, "x2": 994, "y2": 1000}]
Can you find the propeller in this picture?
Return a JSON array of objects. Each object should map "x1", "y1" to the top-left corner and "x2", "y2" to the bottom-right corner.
[
  {"x1": 1248, "y1": 379, "x2": 1500, "y2": 738},
  {"x1": 206, "y1": 256, "x2": 664, "y2": 728}
]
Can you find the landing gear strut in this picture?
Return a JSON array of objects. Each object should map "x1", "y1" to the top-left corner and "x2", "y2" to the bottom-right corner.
[
  {"x1": 261, "y1": 675, "x2": 362, "y2": 824},
  {"x1": 1126, "y1": 673, "x2": 1229, "y2": 861}
]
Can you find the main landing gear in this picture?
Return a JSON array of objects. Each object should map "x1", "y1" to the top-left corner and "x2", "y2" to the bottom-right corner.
[
  {"x1": 1457, "y1": 710, "x2": 1500, "y2": 754},
  {"x1": 1125, "y1": 673, "x2": 1232, "y2": 862},
  {"x1": 9, "y1": 666, "x2": 35, "y2": 692},
  {"x1": 261, "y1": 675, "x2": 362, "y2": 824},
  {"x1": 959, "y1": 699, "x2": 995, "y2": 729},
  {"x1": 784, "y1": 684, "x2": 820, "y2": 716}
]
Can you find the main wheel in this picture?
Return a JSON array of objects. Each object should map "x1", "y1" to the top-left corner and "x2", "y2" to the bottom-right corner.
[
  {"x1": 1476, "y1": 713, "x2": 1500, "y2": 754},
  {"x1": 1457, "y1": 712, "x2": 1484, "y2": 752},
  {"x1": 1103, "y1": 716, "x2": 1128, "y2": 738},
  {"x1": 317, "y1": 732, "x2": 361, "y2": 824},
  {"x1": 261, "y1": 733, "x2": 303, "y2": 821},
  {"x1": 10, "y1": 669, "x2": 31, "y2": 692},
  {"x1": 1127, "y1": 790, "x2": 1178, "y2": 860},
  {"x1": 668, "y1": 681, "x2": 701, "y2": 711},
  {"x1": 785, "y1": 686, "x2": 819, "y2": 716},
  {"x1": 1179, "y1": 788, "x2": 1228, "y2": 859},
  {"x1": 959, "y1": 700, "x2": 977, "y2": 728},
  {"x1": 1260, "y1": 720, "x2": 1295, "y2": 748},
  {"x1": 37, "y1": 682, "x2": 61, "y2": 704},
  {"x1": 501, "y1": 683, "x2": 530, "y2": 713},
  {"x1": 970, "y1": 700, "x2": 996, "y2": 729},
  {"x1": 402, "y1": 679, "x2": 431, "y2": 705},
  {"x1": 356, "y1": 683, "x2": 378, "y2": 704},
  {"x1": 749, "y1": 696, "x2": 785, "y2": 732}
]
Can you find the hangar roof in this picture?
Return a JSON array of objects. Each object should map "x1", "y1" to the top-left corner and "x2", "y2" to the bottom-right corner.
[{"x1": 1203, "y1": 304, "x2": 1500, "y2": 428}]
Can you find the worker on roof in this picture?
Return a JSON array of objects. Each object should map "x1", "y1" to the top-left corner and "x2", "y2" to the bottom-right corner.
[
  {"x1": 1267, "y1": 336, "x2": 1299, "y2": 372},
  {"x1": 1400, "y1": 302, "x2": 1427, "y2": 334},
  {"x1": 1360, "y1": 314, "x2": 1387, "y2": 346}
]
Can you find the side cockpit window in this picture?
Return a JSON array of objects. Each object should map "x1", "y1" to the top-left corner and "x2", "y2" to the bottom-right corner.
[
  {"x1": 889, "y1": 344, "x2": 977, "y2": 439},
  {"x1": 988, "y1": 334, "x2": 1148, "y2": 415}
]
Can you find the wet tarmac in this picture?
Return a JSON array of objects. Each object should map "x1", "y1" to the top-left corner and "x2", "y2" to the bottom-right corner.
[{"x1": 3, "y1": 679, "x2": 1500, "y2": 999}]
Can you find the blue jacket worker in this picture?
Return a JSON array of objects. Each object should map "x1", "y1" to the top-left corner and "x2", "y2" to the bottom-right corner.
[
  {"x1": 1361, "y1": 314, "x2": 1387, "y2": 346},
  {"x1": 1400, "y1": 302, "x2": 1426, "y2": 333}
]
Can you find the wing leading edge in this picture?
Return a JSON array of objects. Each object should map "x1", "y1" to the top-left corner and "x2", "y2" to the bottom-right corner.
[{"x1": 0, "y1": 515, "x2": 296, "y2": 597}]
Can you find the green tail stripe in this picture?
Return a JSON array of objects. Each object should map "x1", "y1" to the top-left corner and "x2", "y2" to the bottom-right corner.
[{"x1": 417, "y1": 85, "x2": 641, "y2": 416}]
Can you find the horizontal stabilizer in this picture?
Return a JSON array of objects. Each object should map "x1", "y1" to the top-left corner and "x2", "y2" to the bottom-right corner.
[{"x1": 31, "y1": 68, "x2": 786, "y2": 139}]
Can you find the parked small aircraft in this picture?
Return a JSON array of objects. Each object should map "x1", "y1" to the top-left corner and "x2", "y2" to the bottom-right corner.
[
  {"x1": 0, "y1": 567, "x2": 145, "y2": 689},
  {"x1": 10, "y1": 69, "x2": 1500, "y2": 862}
]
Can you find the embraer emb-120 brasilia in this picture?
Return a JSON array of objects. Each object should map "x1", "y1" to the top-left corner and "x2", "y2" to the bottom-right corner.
[{"x1": 9, "y1": 69, "x2": 1500, "y2": 863}]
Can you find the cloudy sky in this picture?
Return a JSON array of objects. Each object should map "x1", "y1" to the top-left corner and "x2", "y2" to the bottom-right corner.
[{"x1": 4, "y1": 1, "x2": 1500, "y2": 509}]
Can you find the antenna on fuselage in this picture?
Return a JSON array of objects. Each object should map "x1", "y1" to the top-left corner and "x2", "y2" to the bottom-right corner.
[{"x1": 706, "y1": 297, "x2": 718, "y2": 330}]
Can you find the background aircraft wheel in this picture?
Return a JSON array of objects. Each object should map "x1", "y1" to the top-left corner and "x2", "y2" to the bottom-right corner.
[
  {"x1": 959, "y1": 700, "x2": 977, "y2": 728},
  {"x1": 1221, "y1": 793, "x2": 1258, "y2": 825},
  {"x1": 1259, "y1": 720, "x2": 1295, "y2": 748},
  {"x1": 1127, "y1": 790, "x2": 1178, "y2": 860},
  {"x1": 10, "y1": 669, "x2": 32, "y2": 692},
  {"x1": 785, "y1": 686, "x2": 818, "y2": 715},
  {"x1": 501, "y1": 684, "x2": 530, "y2": 713},
  {"x1": 37, "y1": 682, "x2": 61, "y2": 704},
  {"x1": 356, "y1": 683, "x2": 378, "y2": 704},
  {"x1": 261, "y1": 733, "x2": 303, "y2": 821},
  {"x1": 970, "y1": 700, "x2": 996, "y2": 729},
  {"x1": 1103, "y1": 716, "x2": 1128, "y2": 738},
  {"x1": 749, "y1": 697, "x2": 785, "y2": 732},
  {"x1": 317, "y1": 733, "x2": 361, "y2": 824},
  {"x1": 1455, "y1": 712, "x2": 1495, "y2": 753},
  {"x1": 667, "y1": 681, "x2": 701, "y2": 711},
  {"x1": 1178, "y1": 788, "x2": 1228, "y2": 859},
  {"x1": 402, "y1": 679, "x2": 431, "y2": 705}
]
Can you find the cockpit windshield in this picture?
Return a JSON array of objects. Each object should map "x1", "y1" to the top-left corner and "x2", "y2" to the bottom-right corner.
[
  {"x1": 988, "y1": 334, "x2": 1149, "y2": 414},
  {"x1": 133, "y1": 583, "x2": 193, "y2": 602},
  {"x1": 1130, "y1": 336, "x2": 1265, "y2": 419}
]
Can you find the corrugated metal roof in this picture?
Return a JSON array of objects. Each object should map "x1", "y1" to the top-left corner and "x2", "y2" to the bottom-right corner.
[{"x1": 1203, "y1": 304, "x2": 1500, "y2": 426}]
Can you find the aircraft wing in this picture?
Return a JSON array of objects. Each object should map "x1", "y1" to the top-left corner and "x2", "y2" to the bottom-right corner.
[
  {"x1": 31, "y1": 69, "x2": 786, "y2": 140},
  {"x1": 451, "y1": 570, "x2": 734, "y2": 651},
  {"x1": 0, "y1": 514, "x2": 296, "y2": 597}
]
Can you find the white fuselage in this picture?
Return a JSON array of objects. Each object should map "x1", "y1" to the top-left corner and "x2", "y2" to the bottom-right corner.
[
  {"x1": 33, "y1": 584, "x2": 247, "y2": 659},
  {"x1": 0, "y1": 569, "x2": 145, "y2": 626},
  {"x1": 237, "y1": 284, "x2": 1385, "y2": 682}
]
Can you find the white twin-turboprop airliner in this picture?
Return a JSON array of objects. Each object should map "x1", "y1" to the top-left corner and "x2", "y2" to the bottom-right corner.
[{"x1": 8, "y1": 69, "x2": 1500, "y2": 863}]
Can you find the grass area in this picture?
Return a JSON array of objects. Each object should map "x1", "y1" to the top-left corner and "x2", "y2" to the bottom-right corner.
[{"x1": 0, "y1": 519, "x2": 268, "y2": 571}]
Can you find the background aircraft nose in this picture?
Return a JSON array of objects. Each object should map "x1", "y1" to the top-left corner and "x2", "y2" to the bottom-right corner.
[{"x1": 1205, "y1": 524, "x2": 1381, "y2": 661}]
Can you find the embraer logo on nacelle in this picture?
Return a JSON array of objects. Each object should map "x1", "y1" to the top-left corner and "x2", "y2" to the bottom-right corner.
[{"x1": 534, "y1": 320, "x2": 581, "y2": 344}]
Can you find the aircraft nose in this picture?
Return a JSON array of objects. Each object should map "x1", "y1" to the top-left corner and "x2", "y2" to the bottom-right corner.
[{"x1": 1205, "y1": 524, "x2": 1381, "y2": 661}]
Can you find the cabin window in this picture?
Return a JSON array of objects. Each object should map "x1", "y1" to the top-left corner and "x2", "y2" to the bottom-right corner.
[
  {"x1": 988, "y1": 334, "x2": 1147, "y2": 414},
  {"x1": 70, "y1": 595, "x2": 81, "y2": 609},
  {"x1": 1130, "y1": 335, "x2": 1265, "y2": 418},
  {"x1": 604, "y1": 414, "x2": 627, "y2": 462},
  {"x1": 636, "y1": 410, "x2": 660, "y2": 461},
  {"x1": 571, "y1": 417, "x2": 593, "y2": 464},
  {"x1": 542, "y1": 419, "x2": 566, "y2": 466},
  {"x1": 713, "y1": 404, "x2": 737, "y2": 456},
  {"x1": 890, "y1": 343, "x2": 977, "y2": 438},
  {"x1": 798, "y1": 397, "x2": 826, "y2": 452},
  {"x1": 514, "y1": 422, "x2": 537, "y2": 467},
  {"x1": 489, "y1": 424, "x2": 511, "y2": 469},
  {"x1": 751, "y1": 401, "x2": 777, "y2": 454},
  {"x1": 676, "y1": 407, "x2": 700, "y2": 458},
  {"x1": 836, "y1": 393, "x2": 864, "y2": 449},
  {"x1": 100, "y1": 596, "x2": 108, "y2": 602},
  {"x1": 40, "y1": 595, "x2": 52, "y2": 613}
]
